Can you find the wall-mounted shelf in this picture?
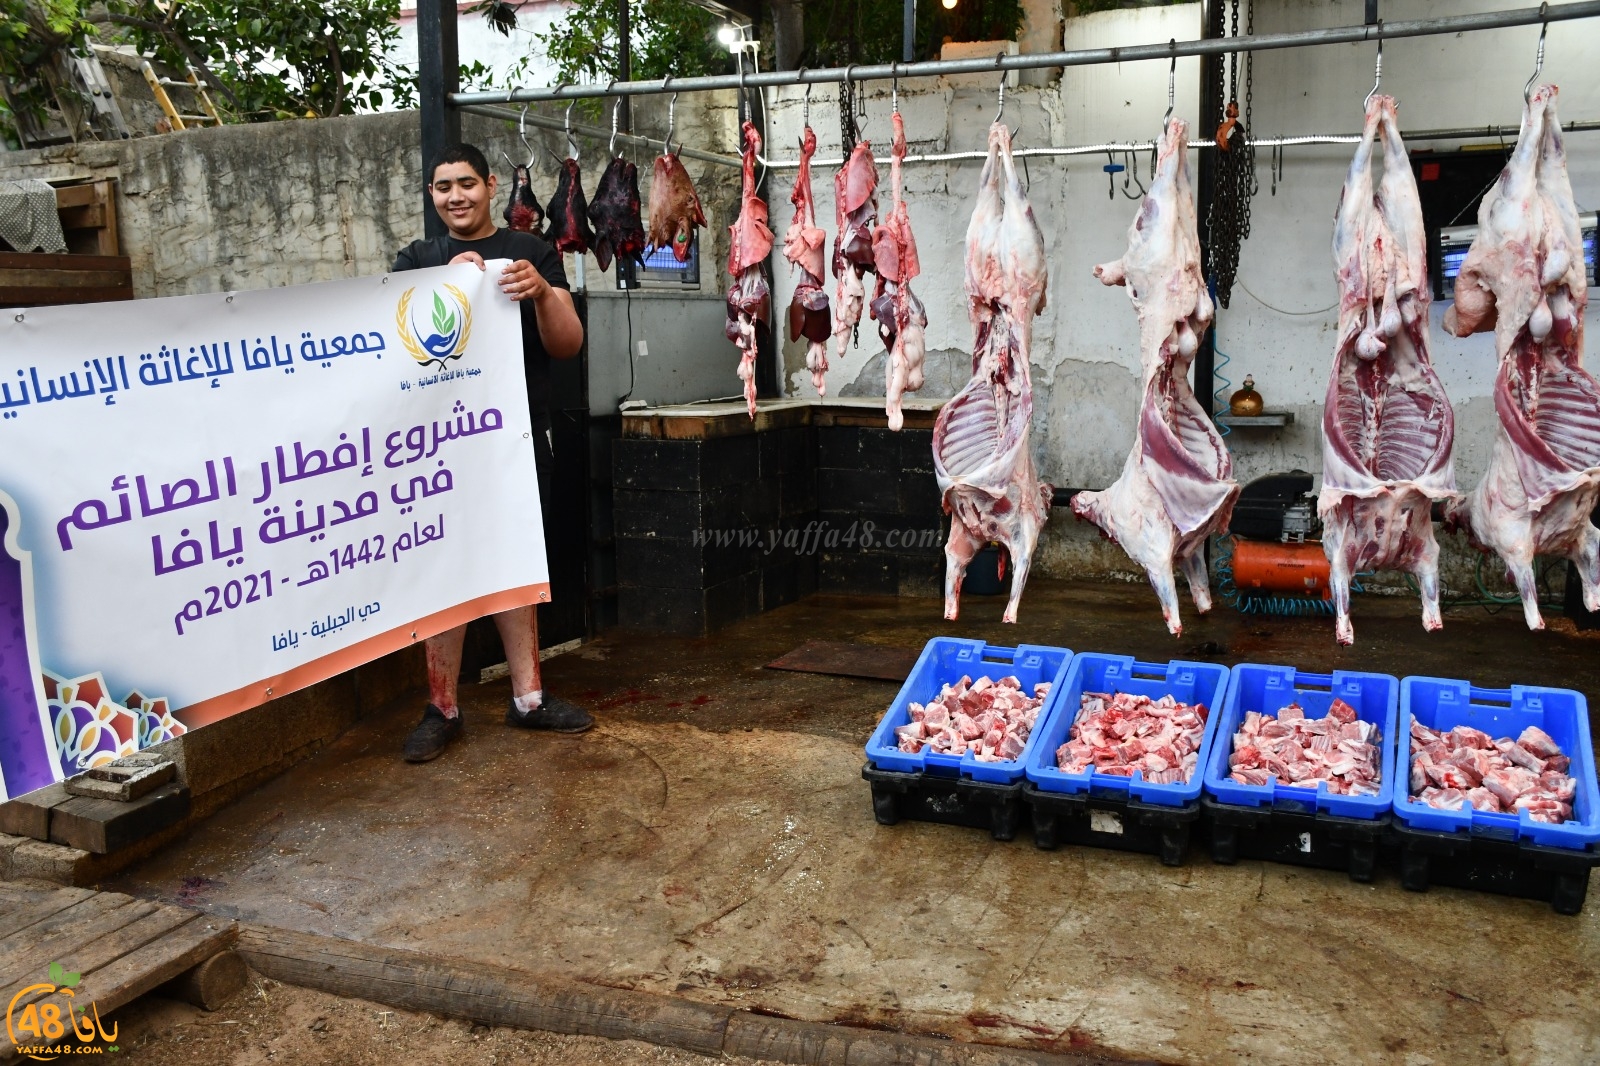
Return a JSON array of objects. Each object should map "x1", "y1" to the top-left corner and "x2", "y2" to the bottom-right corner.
[{"x1": 1216, "y1": 412, "x2": 1295, "y2": 428}]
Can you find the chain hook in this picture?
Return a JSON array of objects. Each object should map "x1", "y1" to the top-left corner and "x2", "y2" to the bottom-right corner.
[
  {"x1": 891, "y1": 63, "x2": 900, "y2": 116},
  {"x1": 798, "y1": 67, "x2": 811, "y2": 129},
  {"x1": 1524, "y1": 3, "x2": 1549, "y2": 103},
  {"x1": 609, "y1": 96, "x2": 622, "y2": 157},
  {"x1": 1162, "y1": 39, "x2": 1176, "y2": 132},
  {"x1": 1363, "y1": 21, "x2": 1384, "y2": 110},
  {"x1": 564, "y1": 98, "x2": 578, "y2": 159}
]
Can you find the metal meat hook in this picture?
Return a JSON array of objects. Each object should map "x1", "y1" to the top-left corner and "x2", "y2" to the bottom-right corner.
[
  {"x1": 994, "y1": 51, "x2": 1008, "y2": 124},
  {"x1": 609, "y1": 96, "x2": 622, "y2": 157},
  {"x1": 891, "y1": 64, "x2": 900, "y2": 115},
  {"x1": 798, "y1": 67, "x2": 812, "y2": 130},
  {"x1": 564, "y1": 99, "x2": 579, "y2": 159},
  {"x1": 516, "y1": 94, "x2": 536, "y2": 168},
  {"x1": 1363, "y1": 23, "x2": 1384, "y2": 110},
  {"x1": 1524, "y1": 3, "x2": 1549, "y2": 103},
  {"x1": 1162, "y1": 39, "x2": 1176, "y2": 132},
  {"x1": 663, "y1": 78, "x2": 677, "y2": 156}
]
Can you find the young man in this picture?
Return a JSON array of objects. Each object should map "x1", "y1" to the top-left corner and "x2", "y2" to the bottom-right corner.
[{"x1": 392, "y1": 143, "x2": 593, "y2": 762}]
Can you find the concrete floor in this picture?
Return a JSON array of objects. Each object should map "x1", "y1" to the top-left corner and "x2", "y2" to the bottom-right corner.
[{"x1": 110, "y1": 580, "x2": 1600, "y2": 1065}]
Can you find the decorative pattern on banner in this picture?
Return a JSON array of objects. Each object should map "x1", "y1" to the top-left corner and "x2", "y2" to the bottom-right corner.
[{"x1": 0, "y1": 263, "x2": 549, "y2": 800}]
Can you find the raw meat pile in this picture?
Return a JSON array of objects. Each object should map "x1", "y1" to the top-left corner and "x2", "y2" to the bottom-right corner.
[
  {"x1": 1072, "y1": 117, "x2": 1237, "y2": 636},
  {"x1": 503, "y1": 162, "x2": 545, "y2": 236},
  {"x1": 1410, "y1": 720, "x2": 1577, "y2": 823},
  {"x1": 1055, "y1": 691, "x2": 1209, "y2": 785},
  {"x1": 933, "y1": 121, "x2": 1052, "y2": 625},
  {"x1": 1227, "y1": 699, "x2": 1381, "y2": 795},
  {"x1": 646, "y1": 149, "x2": 707, "y2": 262},
  {"x1": 1442, "y1": 83, "x2": 1600, "y2": 629},
  {"x1": 895, "y1": 674, "x2": 1051, "y2": 763},
  {"x1": 783, "y1": 123, "x2": 832, "y2": 395},
  {"x1": 870, "y1": 111, "x2": 929, "y2": 432},
  {"x1": 830, "y1": 139, "x2": 880, "y2": 387},
  {"x1": 1321, "y1": 95, "x2": 1456, "y2": 646},
  {"x1": 587, "y1": 155, "x2": 646, "y2": 272},
  {"x1": 725, "y1": 120, "x2": 774, "y2": 418},
  {"x1": 543, "y1": 157, "x2": 595, "y2": 255}
]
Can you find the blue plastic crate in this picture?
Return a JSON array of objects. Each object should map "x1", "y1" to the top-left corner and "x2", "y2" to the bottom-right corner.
[
  {"x1": 1203, "y1": 665, "x2": 1398, "y2": 819},
  {"x1": 1396, "y1": 677, "x2": 1600, "y2": 850},
  {"x1": 1022, "y1": 654, "x2": 1229, "y2": 807},
  {"x1": 863, "y1": 638, "x2": 1072, "y2": 785}
]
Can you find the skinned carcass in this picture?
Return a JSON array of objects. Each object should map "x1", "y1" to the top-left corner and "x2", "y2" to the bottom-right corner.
[
  {"x1": 934, "y1": 121, "x2": 1052, "y2": 624},
  {"x1": 588, "y1": 155, "x2": 646, "y2": 273},
  {"x1": 830, "y1": 141, "x2": 880, "y2": 384},
  {"x1": 1321, "y1": 94, "x2": 1457, "y2": 645},
  {"x1": 726, "y1": 121, "x2": 774, "y2": 419},
  {"x1": 870, "y1": 111, "x2": 928, "y2": 432},
  {"x1": 544, "y1": 157, "x2": 595, "y2": 255},
  {"x1": 646, "y1": 151, "x2": 707, "y2": 262},
  {"x1": 1072, "y1": 118, "x2": 1237, "y2": 636},
  {"x1": 503, "y1": 163, "x2": 545, "y2": 236},
  {"x1": 784, "y1": 124, "x2": 832, "y2": 394},
  {"x1": 1442, "y1": 84, "x2": 1600, "y2": 628}
]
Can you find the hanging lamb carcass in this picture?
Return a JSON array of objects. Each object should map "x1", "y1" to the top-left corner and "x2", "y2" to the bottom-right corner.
[
  {"x1": 1071, "y1": 117, "x2": 1237, "y2": 636},
  {"x1": 1442, "y1": 84, "x2": 1600, "y2": 628},
  {"x1": 933, "y1": 121, "x2": 1052, "y2": 624}
]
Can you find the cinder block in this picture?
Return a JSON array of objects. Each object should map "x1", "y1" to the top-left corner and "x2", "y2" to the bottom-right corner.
[{"x1": 11, "y1": 839, "x2": 92, "y2": 885}]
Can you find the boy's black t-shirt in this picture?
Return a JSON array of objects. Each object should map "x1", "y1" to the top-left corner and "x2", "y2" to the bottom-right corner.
[{"x1": 392, "y1": 228, "x2": 569, "y2": 431}]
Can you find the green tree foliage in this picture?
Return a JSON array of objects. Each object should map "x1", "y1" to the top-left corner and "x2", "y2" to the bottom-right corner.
[
  {"x1": 798, "y1": 0, "x2": 1024, "y2": 66},
  {"x1": 0, "y1": 0, "x2": 97, "y2": 145},
  {"x1": 542, "y1": 0, "x2": 725, "y2": 86},
  {"x1": 110, "y1": 0, "x2": 415, "y2": 120}
]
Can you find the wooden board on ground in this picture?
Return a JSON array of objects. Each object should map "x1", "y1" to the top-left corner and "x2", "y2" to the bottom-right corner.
[
  {"x1": 49, "y1": 783, "x2": 190, "y2": 854},
  {"x1": 0, "y1": 885, "x2": 236, "y2": 1059},
  {"x1": 765, "y1": 641, "x2": 921, "y2": 683}
]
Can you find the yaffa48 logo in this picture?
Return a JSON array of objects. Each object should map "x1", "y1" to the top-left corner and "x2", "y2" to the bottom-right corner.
[
  {"x1": 6, "y1": 962, "x2": 118, "y2": 1060},
  {"x1": 395, "y1": 284, "x2": 473, "y2": 368}
]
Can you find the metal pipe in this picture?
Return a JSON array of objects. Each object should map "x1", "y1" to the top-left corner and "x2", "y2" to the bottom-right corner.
[
  {"x1": 456, "y1": 103, "x2": 743, "y2": 167},
  {"x1": 904, "y1": 0, "x2": 916, "y2": 63},
  {"x1": 450, "y1": 0, "x2": 1597, "y2": 104},
  {"x1": 748, "y1": 120, "x2": 1600, "y2": 169}
]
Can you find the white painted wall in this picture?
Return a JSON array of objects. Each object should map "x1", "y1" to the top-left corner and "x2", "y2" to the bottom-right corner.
[{"x1": 761, "y1": 0, "x2": 1600, "y2": 587}]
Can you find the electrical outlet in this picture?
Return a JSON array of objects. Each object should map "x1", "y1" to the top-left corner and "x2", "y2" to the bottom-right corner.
[{"x1": 637, "y1": 340, "x2": 649, "y2": 358}]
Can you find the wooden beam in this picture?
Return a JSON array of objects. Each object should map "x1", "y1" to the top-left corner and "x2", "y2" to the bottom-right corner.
[
  {"x1": 49, "y1": 784, "x2": 190, "y2": 855},
  {"x1": 237, "y1": 925, "x2": 732, "y2": 1056},
  {"x1": 0, "y1": 782, "x2": 73, "y2": 841},
  {"x1": 0, "y1": 284, "x2": 134, "y2": 307}
]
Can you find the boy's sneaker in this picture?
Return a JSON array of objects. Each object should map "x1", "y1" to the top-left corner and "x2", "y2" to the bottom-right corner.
[
  {"x1": 403, "y1": 704, "x2": 463, "y2": 762},
  {"x1": 505, "y1": 695, "x2": 594, "y2": 733}
]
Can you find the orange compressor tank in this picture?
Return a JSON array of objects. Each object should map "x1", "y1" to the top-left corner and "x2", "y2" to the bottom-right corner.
[{"x1": 1230, "y1": 539, "x2": 1332, "y2": 599}]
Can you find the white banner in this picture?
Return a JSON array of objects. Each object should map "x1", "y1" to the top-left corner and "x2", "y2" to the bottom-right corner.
[{"x1": 0, "y1": 263, "x2": 548, "y2": 799}]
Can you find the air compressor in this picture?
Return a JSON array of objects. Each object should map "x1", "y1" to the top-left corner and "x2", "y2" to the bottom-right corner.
[{"x1": 1219, "y1": 471, "x2": 1335, "y2": 613}]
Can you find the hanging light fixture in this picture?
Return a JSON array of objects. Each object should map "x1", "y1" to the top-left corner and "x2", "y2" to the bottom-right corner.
[{"x1": 941, "y1": 0, "x2": 957, "y2": 8}]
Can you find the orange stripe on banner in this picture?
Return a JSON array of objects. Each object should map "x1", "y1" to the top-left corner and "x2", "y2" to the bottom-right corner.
[{"x1": 175, "y1": 583, "x2": 551, "y2": 729}]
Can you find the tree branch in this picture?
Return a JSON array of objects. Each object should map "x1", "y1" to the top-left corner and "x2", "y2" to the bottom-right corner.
[{"x1": 106, "y1": 11, "x2": 241, "y2": 109}]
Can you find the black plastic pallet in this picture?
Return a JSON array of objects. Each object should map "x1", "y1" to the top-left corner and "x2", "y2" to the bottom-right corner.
[
  {"x1": 1394, "y1": 821, "x2": 1600, "y2": 916},
  {"x1": 861, "y1": 763, "x2": 1027, "y2": 842},
  {"x1": 1204, "y1": 796, "x2": 1392, "y2": 883},
  {"x1": 1022, "y1": 784, "x2": 1199, "y2": 866}
]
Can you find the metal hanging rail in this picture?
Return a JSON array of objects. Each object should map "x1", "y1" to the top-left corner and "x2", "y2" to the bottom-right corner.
[
  {"x1": 460, "y1": 99, "x2": 1600, "y2": 172},
  {"x1": 451, "y1": 0, "x2": 1600, "y2": 106},
  {"x1": 456, "y1": 103, "x2": 742, "y2": 168}
]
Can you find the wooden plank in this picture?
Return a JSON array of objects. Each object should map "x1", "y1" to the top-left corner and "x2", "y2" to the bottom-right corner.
[
  {"x1": 0, "y1": 903, "x2": 198, "y2": 1017},
  {"x1": 0, "y1": 284, "x2": 133, "y2": 307},
  {"x1": 97, "y1": 182, "x2": 118, "y2": 255},
  {"x1": 0, "y1": 886, "x2": 95, "y2": 941},
  {"x1": 0, "y1": 783, "x2": 73, "y2": 841},
  {"x1": 237, "y1": 925, "x2": 731, "y2": 1055},
  {"x1": 49, "y1": 784, "x2": 190, "y2": 855},
  {"x1": 0, "y1": 251, "x2": 129, "y2": 272},
  {"x1": 53, "y1": 184, "x2": 100, "y2": 209},
  {"x1": 0, "y1": 266, "x2": 131, "y2": 288},
  {"x1": 0, "y1": 913, "x2": 234, "y2": 1059},
  {"x1": 765, "y1": 641, "x2": 921, "y2": 683},
  {"x1": 0, "y1": 892, "x2": 145, "y2": 980},
  {"x1": 56, "y1": 202, "x2": 107, "y2": 230}
]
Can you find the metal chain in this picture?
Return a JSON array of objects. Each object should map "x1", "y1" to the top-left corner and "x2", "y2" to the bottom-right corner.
[
  {"x1": 1206, "y1": 0, "x2": 1256, "y2": 308},
  {"x1": 839, "y1": 77, "x2": 858, "y2": 155}
]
